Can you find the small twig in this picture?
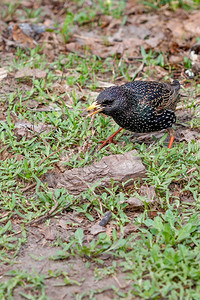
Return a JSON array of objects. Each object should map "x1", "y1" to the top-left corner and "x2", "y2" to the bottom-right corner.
[
  {"x1": 30, "y1": 127, "x2": 52, "y2": 149},
  {"x1": 21, "y1": 182, "x2": 36, "y2": 192},
  {"x1": 77, "y1": 139, "x2": 89, "y2": 156},
  {"x1": 72, "y1": 34, "x2": 102, "y2": 42},
  {"x1": 97, "y1": 198, "x2": 103, "y2": 215},
  {"x1": 131, "y1": 61, "x2": 145, "y2": 80},
  {"x1": 38, "y1": 145, "x2": 67, "y2": 167},
  {"x1": 176, "y1": 99, "x2": 200, "y2": 110},
  {"x1": 40, "y1": 39, "x2": 62, "y2": 44},
  {"x1": 21, "y1": 147, "x2": 66, "y2": 193},
  {"x1": 28, "y1": 199, "x2": 60, "y2": 225},
  {"x1": 89, "y1": 114, "x2": 96, "y2": 136},
  {"x1": 7, "y1": 230, "x2": 22, "y2": 237},
  {"x1": 78, "y1": 113, "x2": 96, "y2": 155},
  {"x1": 76, "y1": 175, "x2": 103, "y2": 216},
  {"x1": 112, "y1": 275, "x2": 131, "y2": 289},
  {"x1": 76, "y1": 82, "x2": 83, "y2": 93},
  {"x1": 187, "y1": 167, "x2": 197, "y2": 174}
]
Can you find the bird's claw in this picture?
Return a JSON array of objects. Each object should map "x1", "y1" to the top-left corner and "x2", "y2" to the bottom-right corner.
[
  {"x1": 98, "y1": 128, "x2": 123, "y2": 150},
  {"x1": 99, "y1": 137, "x2": 117, "y2": 149}
]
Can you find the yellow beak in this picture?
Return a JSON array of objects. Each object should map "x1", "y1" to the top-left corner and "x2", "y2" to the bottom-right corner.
[{"x1": 86, "y1": 101, "x2": 103, "y2": 117}]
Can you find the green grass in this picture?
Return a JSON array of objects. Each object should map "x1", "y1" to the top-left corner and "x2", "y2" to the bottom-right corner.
[
  {"x1": 143, "y1": 0, "x2": 200, "y2": 10},
  {"x1": 51, "y1": 209, "x2": 200, "y2": 298},
  {"x1": 0, "y1": 269, "x2": 46, "y2": 299},
  {"x1": 125, "y1": 210, "x2": 200, "y2": 298},
  {"x1": 60, "y1": 0, "x2": 126, "y2": 42},
  {"x1": 0, "y1": 2, "x2": 200, "y2": 297}
]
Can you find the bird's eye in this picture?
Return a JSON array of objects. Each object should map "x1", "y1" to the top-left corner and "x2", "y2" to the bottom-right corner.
[{"x1": 103, "y1": 99, "x2": 113, "y2": 106}]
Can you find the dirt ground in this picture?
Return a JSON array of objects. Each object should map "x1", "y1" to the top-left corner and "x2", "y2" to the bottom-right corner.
[{"x1": 0, "y1": 0, "x2": 200, "y2": 299}]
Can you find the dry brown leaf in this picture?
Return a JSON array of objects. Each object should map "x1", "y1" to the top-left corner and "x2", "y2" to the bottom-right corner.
[
  {"x1": 105, "y1": 223, "x2": 114, "y2": 237},
  {"x1": 51, "y1": 82, "x2": 66, "y2": 94},
  {"x1": 0, "y1": 19, "x2": 6, "y2": 32},
  {"x1": 166, "y1": 20, "x2": 185, "y2": 39},
  {"x1": 22, "y1": 99, "x2": 39, "y2": 109},
  {"x1": 122, "y1": 38, "x2": 142, "y2": 58},
  {"x1": 99, "y1": 15, "x2": 113, "y2": 28},
  {"x1": 184, "y1": 11, "x2": 200, "y2": 35},
  {"x1": 12, "y1": 24, "x2": 37, "y2": 48},
  {"x1": 90, "y1": 223, "x2": 106, "y2": 235},
  {"x1": 126, "y1": 197, "x2": 145, "y2": 209},
  {"x1": 124, "y1": 222, "x2": 138, "y2": 236},
  {"x1": 142, "y1": 65, "x2": 168, "y2": 81},
  {"x1": 0, "y1": 68, "x2": 8, "y2": 81},
  {"x1": 169, "y1": 55, "x2": 183, "y2": 64},
  {"x1": 66, "y1": 42, "x2": 85, "y2": 56},
  {"x1": 179, "y1": 129, "x2": 200, "y2": 142},
  {"x1": 88, "y1": 42, "x2": 115, "y2": 58},
  {"x1": 126, "y1": 186, "x2": 157, "y2": 210},
  {"x1": 39, "y1": 226, "x2": 57, "y2": 241},
  {"x1": 14, "y1": 120, "x2": 53, "y2": 139},
  {"x1": 15, "y1": 67, "x2": 47, "y2": 79},
  {"x1": 145, "y1": 32, "x2": 165, "y2": 48},
  {"x1": 140, "y1": 185, "x2": 156, "y2": 199},
  {"x1": 57, "y1": 219, "x2": 68, "y2": 230}
]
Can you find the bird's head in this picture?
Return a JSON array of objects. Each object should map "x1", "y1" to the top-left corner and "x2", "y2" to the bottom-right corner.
[{"x1": 86, "y1": 86, "x2": 130, "y2": 117}]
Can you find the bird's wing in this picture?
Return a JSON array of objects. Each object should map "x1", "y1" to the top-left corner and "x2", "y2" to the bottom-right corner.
[
  {"x1": 151, "y1": 80, "x2": 180, "y2": 112},
  {"x1": 124, "y1": 80, "x2": 180, "y2": 112}
]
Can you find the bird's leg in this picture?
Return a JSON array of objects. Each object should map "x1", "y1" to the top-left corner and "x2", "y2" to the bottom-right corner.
[
  {"x1": 99, "y1": 128, "x2": 123, "y2": 149},
  {"x1": 167, "y1": 128, "x2": 175, "y2": 149}
]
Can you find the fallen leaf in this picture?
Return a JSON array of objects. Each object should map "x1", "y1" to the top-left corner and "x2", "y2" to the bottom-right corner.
[
  {"x1": 189, "y1": 42, "x2": 200, "y2": 75},
  {"x1": 39, "y1": 226, "x2": 57, "y2": 241},
  {"x1": 126, "y1": 197, "x2": 144, "y2": 209},
  {"x1": 179, "y1": 129, "x2": 199, "y2": 142},
  {"x1": 88, "y1": 42, "x2": 116, "y2": 58},
  {"x1": 66, "y1": 42, "x2": 85, "y2": 56},
  {"x1": 126, "y1": 186, "x2": 157, "y2": 210},
  {"x1": 14, "y1": 120, "x2": 53, "y2": 140},
  {"x1": 57, "y1": 219, "x2": 68, "y2": 230},
  {"x1": 90, "y1": 223, "x2": 106, "y2": 235},
  {"x1": 0, "y1": 68, "x2": 8, "y2": 81},
  {"x1": 166, "y1": 20, "x2": 185, "y2": 39},
  {"x1": 124, "y1": 222, "x2": 138, "y2": 236},
  {"x1": 184, "y1": 11, "x2": 200, "y2": 35},
  {"x1": 105, "y1": 223, "x2": 114, "y2": 237},
  {"x1": 145, "y1": 32, "x2": 164, "y2": 48},
  {"x1": 140, "y1": 185, "x2": 156, "y2": 199},
  {"x1": 99, "y1": 15, "x2": 112, "y2": 28},
  {"x1": 9, "y1": 23, "x2": 51, "y2": 40},
  {"x1": 12, "y1": 24, "x2": 37, "y2": 48},
  {"x1": 51, "y1": 82, "x2": 66, "y2": 94},
  {"x1": 169, "y1": 55, "x2": 183, "y2": 64},
  {"x1": 108, "y1": 24, "x2": 151, "y2": 42},
  {"x1": 22, "y1": 99, "x2": 39, "y2": 109},
  {"x1": 15, "y1": 67, "x2": 47, "y2": 79}
]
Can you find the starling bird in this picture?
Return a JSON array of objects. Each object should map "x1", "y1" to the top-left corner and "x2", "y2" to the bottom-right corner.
[{"x1": 87, "y1": 80, "x2": 180, "y2": 149}]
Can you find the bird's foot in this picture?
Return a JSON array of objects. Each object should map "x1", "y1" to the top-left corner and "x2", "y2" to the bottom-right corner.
[
  {"x1": 99, "y1": 128, "x2": 123, "y2": 150},
  {"x1": 99, "y1": 137, "x2": 117, "y2": 149}
]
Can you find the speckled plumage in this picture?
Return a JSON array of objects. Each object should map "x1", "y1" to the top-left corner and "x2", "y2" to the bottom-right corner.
[{"x1": 95, "y1": 80, "x2": 180, "y2": 133}]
